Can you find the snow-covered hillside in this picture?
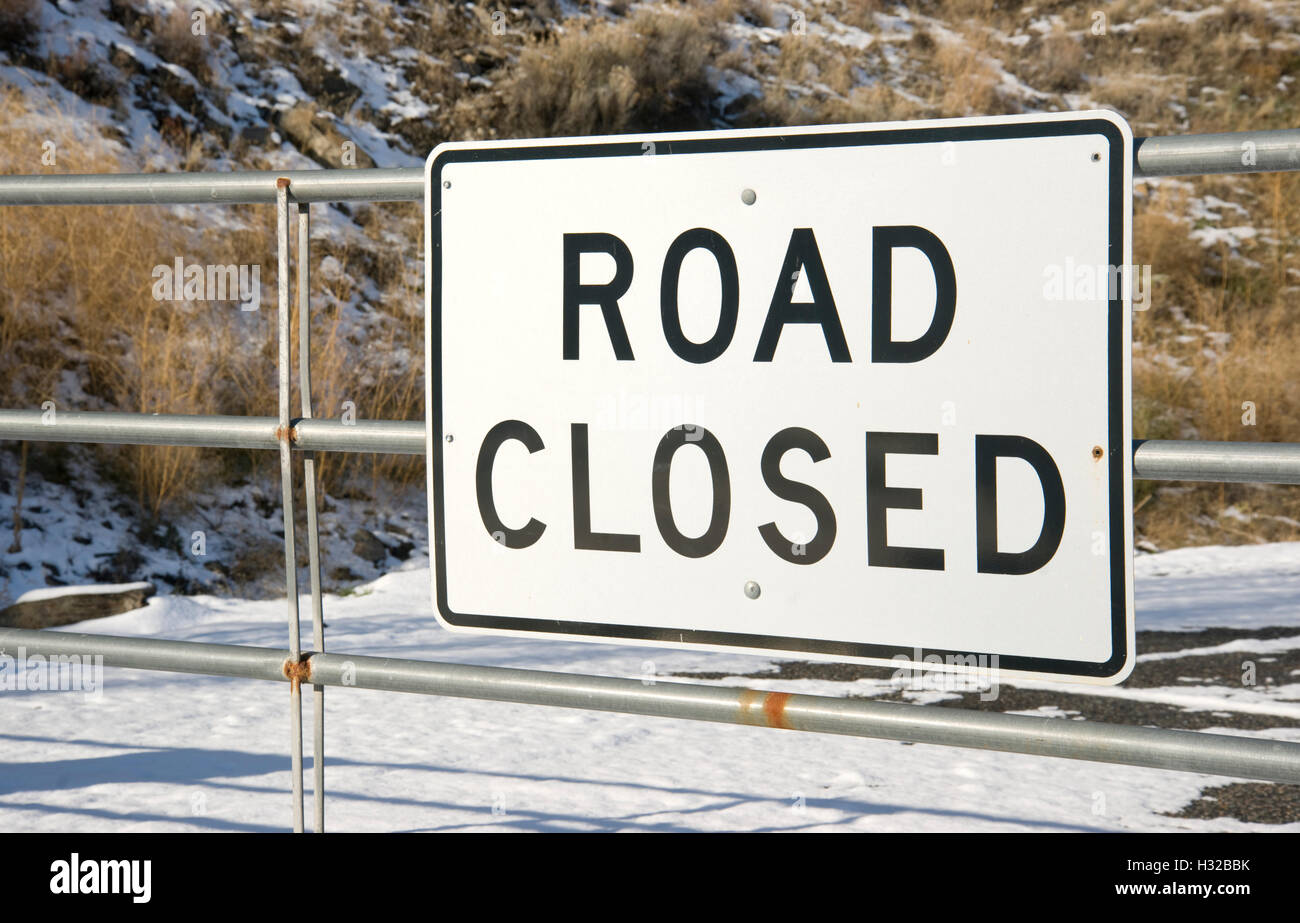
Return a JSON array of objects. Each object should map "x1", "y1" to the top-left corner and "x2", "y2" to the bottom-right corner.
[{"x1": 3, "y1": 1, "x2": 1300, "y2": 605}]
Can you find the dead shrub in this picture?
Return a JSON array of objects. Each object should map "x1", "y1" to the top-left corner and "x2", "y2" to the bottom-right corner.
[
  {"x1": 1095, "y1": 72, "x2": 1176, "y2": 128},
  {"x1": 148, "y1": 6, "x2": 221, "y2": 82},
  {"x1": 456, "y1": 8, "x2": 720, "y2": 139},
  {"x1": 45, "y1": 39, "x2": 118, "y2": 105},
  {"x1": 817, "y1": 84, "x2": 923, "y2": 125},
  {"x1": 1036, "y1": 30, "x2": 1088, "y2": 94},
  {"x1": 1130, "y1": 172, "x2": 1300, "y2": 547},
  {"x1": 698, "y1": 0, "x2": 775, "y2": 28},
  {"x1": 931, "y1": 39, "x2": 1010, "y2": 117},
  {"x1": 303, "y1": 207, "x2": 425, "y2": 495},
  {"x1": 828, "y1": 0, "x2": 886, "y2": 30},
  {"x1": 0, "y1": 91, "x2": 271, "y2": 516},
  {"x1": 1132, "y1": 18, "x2": 1189, "y2": 71}
]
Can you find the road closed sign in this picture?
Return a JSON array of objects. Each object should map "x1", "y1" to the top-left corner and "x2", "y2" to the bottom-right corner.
[{"x1": 425, "y1": 110, "x2": 1134, "y2": 684}]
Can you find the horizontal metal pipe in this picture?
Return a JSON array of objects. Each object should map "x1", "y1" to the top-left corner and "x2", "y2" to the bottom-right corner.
[
  {"x1": 0, "y1": 168, "x2": 424, "y2": 206},
  {"x1": 3, "y1": 627, "x2": 1298, "y2": 784},
  {"x1": 0, "y1": 628, "x2": 291, "y2": 682},
  {"x1": 0, "y1": 130, "x2": 1296, "y2": 207},
  {"x1": 293, "y1": 417, "x2": 425, "y2": 454},
  {"x1": 0, "y1": 410, "x2": 427, "y2": 454},
  {"x1": 0, "y1": 410, "x2": 282, "y2": 450},
  {"x1": 1132, "y1": 438, "x2": 1300, "y2": 485},
  {"x1": 2, "y1": 410, "x2": 1299, "y2": 483},
  {"x1": 1134, "y1": 128, "x2": 1300, "y2": 177},
  {"x1": 304, "y1": 651, "x2": 1300, "y2": 783}
]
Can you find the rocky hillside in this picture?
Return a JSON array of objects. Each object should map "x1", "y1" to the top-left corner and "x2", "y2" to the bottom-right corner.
[{"x1": 1, "y1": 0, "x2": 1298, "y2": 605}]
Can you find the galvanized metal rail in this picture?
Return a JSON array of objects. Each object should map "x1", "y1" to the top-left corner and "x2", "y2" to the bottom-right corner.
[
  {"x1": 0, "y1": 128, "x2": 1297, "y2": 208},
  {"x1": 3, "y1": 626, "x2": 1298, "y2": 785},
  {"x1": 2, "y1": 411, "x2": 1299, "y2": 485},
  {"x1": 2, "y1": 124, "x2": 1300, "y2": 830},
  {"x1": 0, "y1": 167, "x2": 425, "y2": 206}
]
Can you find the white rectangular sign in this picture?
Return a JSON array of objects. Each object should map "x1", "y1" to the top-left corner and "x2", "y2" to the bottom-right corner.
[{"x1": 425, "y1": 110, "x2": 1134, "y2": 684}]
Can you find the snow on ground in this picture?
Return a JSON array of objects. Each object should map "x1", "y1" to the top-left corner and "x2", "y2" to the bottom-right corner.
[
  {"x1": 13, "y1": 581, "x2": 153, "y2": 604},
  {"x1": 1, "y1": 543, "x2": 1299, "y2": 832},
  {"x1": 1135, "y1": 541, "x2": 1300, "y2": 630}
]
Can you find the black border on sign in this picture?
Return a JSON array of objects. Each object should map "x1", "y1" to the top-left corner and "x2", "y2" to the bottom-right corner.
[{"x1": 428, "y1": 117, "x2": 1129, "y2": 679}]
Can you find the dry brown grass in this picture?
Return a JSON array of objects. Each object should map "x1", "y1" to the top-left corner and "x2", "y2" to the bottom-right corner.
[
  {"x1": 0, "y1": 90, "x2": 424, "y2": 520},
  {"x1": 748, "y1": 33, "x2": 927, "y2": 126},
  {"x1": 705, "y1": 0, "x2": 775, "y2": 28},
  {"x1": 1130, "y1": 172, "x2": 1300, "y2": 547},
  {"x1": 43, "y1": 38, "x2": 119, "y2": 106},
  {"x1": 1030, "y1": 28, "x2": 1089, "y2": 95},
  {"x1": 148, "y1": 5, "x2": 223, "y2": 82},
  {"x1": 448, "y1": 7, "x2": 720, "y2": 139},
  {"x1": 816, "y1": 83, "x2": 923, "y2": 125},
  {"x1": 826, "y1": 0, "x2": 887, "y2": 31},
  {"x1": 299, "y1": 205, "x2": 425, "y2": 495},
  {"x1": 931, "y1": 36, "x2": 1017, "y2": 117},
  {"x1": 998, "y1": 2, "x2": 1300, "y2": 134},
  {"x1": 0, "y1": 91, "x2": 274, "y2": 516}
]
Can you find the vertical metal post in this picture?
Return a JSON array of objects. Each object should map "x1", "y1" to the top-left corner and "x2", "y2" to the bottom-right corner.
[
  {"x1": 276, "y1": 177, "x2": 305, "y2": 834},
  {"x1": 296, "y1": 201, "x2": 326, "y2": 833}
]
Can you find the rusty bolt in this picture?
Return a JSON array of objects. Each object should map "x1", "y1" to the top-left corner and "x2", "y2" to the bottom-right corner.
[{"x1": 283, "y1": 657, "x2": 312, "y2": 689}]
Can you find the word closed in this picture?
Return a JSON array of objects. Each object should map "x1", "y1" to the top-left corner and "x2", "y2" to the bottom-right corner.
[{"x1": 477, "y1": 224, "x2": 1063, "y2": 577}]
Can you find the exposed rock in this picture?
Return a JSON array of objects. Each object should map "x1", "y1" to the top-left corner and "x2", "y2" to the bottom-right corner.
[
  {"x1": 295, "y1": 60, "x2": 363, "y2": 115},
  {"x1": 89, "y1": 547, "x2": 145, "y2": 584},
  {"x1": 328, "y1": 566, "x2": 363, "y2": 585},
  {"x1": 0, "y1": 582, "x2": 155, "y2": 629},
  {"x1": 277, "y1": 103, "x2": 375, "y2": 169},
  {"x1": 351, "y1": 528, "x2": 389, "y2": 566},
  {"x1": 386, "y1": 538, "x2": 415, "y2": 561},
  {"x1": 240, "y1": 124, "x2": 271, "y2": 145}
]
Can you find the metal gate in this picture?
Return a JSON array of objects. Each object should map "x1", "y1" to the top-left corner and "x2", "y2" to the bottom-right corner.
[{"x1": 2, "y1": 127, "x2": 1300, "y2": 832}]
